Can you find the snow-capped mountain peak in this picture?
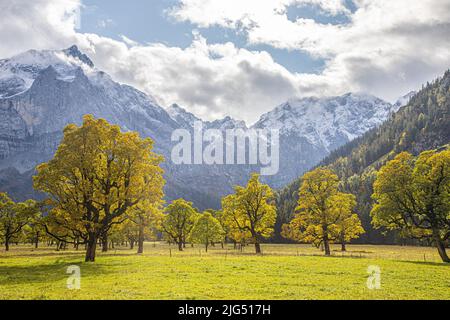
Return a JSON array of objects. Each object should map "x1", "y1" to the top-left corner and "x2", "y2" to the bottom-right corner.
[
  {"x1": 253, "y1": 93, "x2": 394, "y2": 151},
  {"x1": 167, "y1": 104, "x2": 248, "y2": 130},
  {"x1": 206, "y1": 116, "x2": 248, "y2": 130},
  {"x1": 63, "y1": 45, "x2": 94, "y2": 68},
  {"x1": 0, "y1": 45, "x2": 97, "y2": 99},
  {"x1": 167, "y1": 104, "x2": 202, "y2": 128}
]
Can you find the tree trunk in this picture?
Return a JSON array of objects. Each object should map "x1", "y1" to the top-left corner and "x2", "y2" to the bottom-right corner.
[
  {"x1": 130, "y1": 240, "x2": 134, "y2": 250},
  {"x1": 137, "y1": 224, "x2": 145, "y2": 254},
  {"x1": 323, "y1": 236, "x2": 331, "y2": 256},
  {"x1": 102, "y1": 235, "x2": 108, "y2": 252},
  {"x1": 85, "y1": 233, "x2": 97, "y2": 262},
  {"x1": 434, "y1": 231, "x2": 449, "y2": 263},
  {"x1": 178, "y1": 240, "x2": 183, "y2": 251},
  {"x1": 205, "y1": 243, "x2": 208, "y2": 253},
  {"x1": 5, "y1": 237, "x2": 9, "y2": 251},
  {"x1": 340, "y1": 233, "x2": 346, "y2": 252},
  {"x1": 255, "y1": 242, "x2": 262, "y2": 254},
  {"x1": 322, "y1": 225, "x2": 331, "y2": 256},
  {"x1": 35, "y1": 232, "x2": 39, "y2": 249}
]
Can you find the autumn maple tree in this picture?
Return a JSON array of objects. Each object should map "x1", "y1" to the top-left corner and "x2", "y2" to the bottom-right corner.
[
  {"x1": 283, "y1": 168, "x2": 364, "y2": 256},
  {"x1": 161, "y1": 199, "x2": 199, "y2": 251},
  {"x1": 189, "y1": 212, "x2": 224, "y2": 252},
  {"x1": 329, "y1": 193, "x2": 364, "y2": 251},
  {"x1": 371, "y1": 150, "x2": 450, "y2": 263},
  {"x1": 222, "y1": 174, "x2": 277, "y2": 254},
  {"x1": 128, "y1": 200, "x2": 165, "y2": 254},
  {"x1": 33, "y1": 115, "x2": 165, "y2": 262},
  {"x1": 0, "y1": 193, "x2": 40, "y2": 251}
]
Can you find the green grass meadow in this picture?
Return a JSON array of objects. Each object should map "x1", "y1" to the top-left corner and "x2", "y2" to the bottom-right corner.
[{"x1": 0, "y1": 243, "x2": 449, "y2": 300}]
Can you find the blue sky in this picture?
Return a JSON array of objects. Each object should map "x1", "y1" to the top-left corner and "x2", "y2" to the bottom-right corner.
[{"x1": 78, "y1": 0, "x2": 350, "y2": 74}]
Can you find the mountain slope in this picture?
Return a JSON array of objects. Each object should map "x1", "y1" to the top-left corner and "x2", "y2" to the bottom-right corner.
[
  {"x1": 275, "y1": 70, "x2": 450, "y2": 243},
  {"x1": 0, "y1": 45, "x2": 411, "y2": 210},
  {"x1": 0, "y1": 46, "x2": 185, "y2": 203},
  {"x1": 253, "y1": 93, "x2": 400, "y2": 188},
  {"x1": 0, "y1": 46, "x2": 252, "y2": 208}
]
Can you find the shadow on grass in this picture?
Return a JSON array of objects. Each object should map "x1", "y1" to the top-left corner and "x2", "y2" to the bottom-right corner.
[
  {"x1": 0, "y1": 251, "x2": 85, "y2": 259},
  {"x1": 0, "y1": 246, "x2": 142, "y2": 259},
  {"x1": 333, "y1": 250, "x2": 374, "y2": 254},
  {"x1": 0, "y1": 260, "x2": 120, "y2": 286},
  {"x1": 398, "y1": 260, "x2": 450, "y2": 267}
]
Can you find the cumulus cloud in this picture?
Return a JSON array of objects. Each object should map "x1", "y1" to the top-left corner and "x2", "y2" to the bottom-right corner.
[
  {"x1": 169, "y1": 0, "x2": 350, "y2": 29},
  {"x1": 0, "y1": 0, "x2": 79, "y2": 57},
  {"x1": 170, "y1": 0, "x2": 450, "y2": 101},
  {"x1": 81, "y1": 33, "x2": 302, "y2": 122},
  {"x1": 0, "y1": 0, "x2": 449, "y2": 123}
]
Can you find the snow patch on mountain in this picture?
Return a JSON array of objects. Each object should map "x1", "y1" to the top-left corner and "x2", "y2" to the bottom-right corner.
[
  {"x1": 253, "y1": 93, "x2": 394, "y2": 152},
  {"x1": 167, "y1": 104, "x2": 202, "y2": 128},
  {"x1": 0, "y1": 46, "x2": 98, "y2": 99}
]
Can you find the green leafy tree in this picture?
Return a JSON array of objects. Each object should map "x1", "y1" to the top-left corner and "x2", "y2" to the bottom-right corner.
[
  {"x1": 0, "y1": 193, "x2": 39, "y2": 251},
  {"x1": 121, "y1": 219, "x2": 139, "y2": 249},
  {"x1": 34, "y1": 115, "x2": 165, "y2": 262},
  {"x1": 222, "y1": 174, "x2": 276, "y2": 254},
  {"x1": 161, "y1": 199, "x2": 199, "y2": 251},
  {"x1": 372, "y1": 150, "x2": 450, "y2": 262},
  {"x1": 208, "y1": 209, "x2": 231, "y2": 248},
  {"x1": 128, "y1": 200, "x2": 164, "y2": 254},
  {"x1": 189, "y1": 212, "x2": 224, "y2": 252},
  {"x1": 25, "y1": 214, "x2": 46, "y2": 249}
]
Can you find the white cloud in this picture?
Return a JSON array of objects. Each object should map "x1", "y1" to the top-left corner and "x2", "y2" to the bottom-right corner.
[
  {"x1": 81, "y1": 33, "x2": 302, "y2": 122},
  {"x1": 169, "y1": 0, "x2": 350, "y2": 29},
  {"x1": 170, "y1": 0, "x2": 450, "y2": 101},
  {"x1": 0, "y1": 0, "x2": 79, "y2": 58},
  {"x1": 0, "y1": 0, "x2": 449, "y2": 123}
]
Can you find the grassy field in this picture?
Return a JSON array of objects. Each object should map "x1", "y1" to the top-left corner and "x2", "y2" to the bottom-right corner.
[{"x1": 0, "y1": 243, "x2": 449, "y2": 300}]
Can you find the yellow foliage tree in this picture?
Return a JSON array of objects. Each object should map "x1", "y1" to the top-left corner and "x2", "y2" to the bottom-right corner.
[
  {"x1": 221, "y1": 194, "x2": 252, "y2": 248},
  {"x1": 33, "y1": 115, "x2": 165, "y2": 262},
  {"x1": 329, "y1": 193, "x2": 364, "y2": 251},
  {"x1": 189, "y1": 212, "x2": 224, "y2": 252},
  {"x1": 206, "y1": 209, "x2": 230, "y2": 248},
  {"x1": 0, "y1": 193, "x2": 40, "y2": 251},
  {"x1": 222, "y1": 174, "x2": 276, "y2": 254},
  {"x1": 161, "y1": 199, "x2": 199, "y2": 251},
  {"x1": 283, "y1": 168, "x2": 364, "y2": 256},
  {"x1": 128, "y1": 200, "x2": 165, "y2": 254},
  {"x1": 371, "y1": 150, "x2": 450, "y2": 263}
]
